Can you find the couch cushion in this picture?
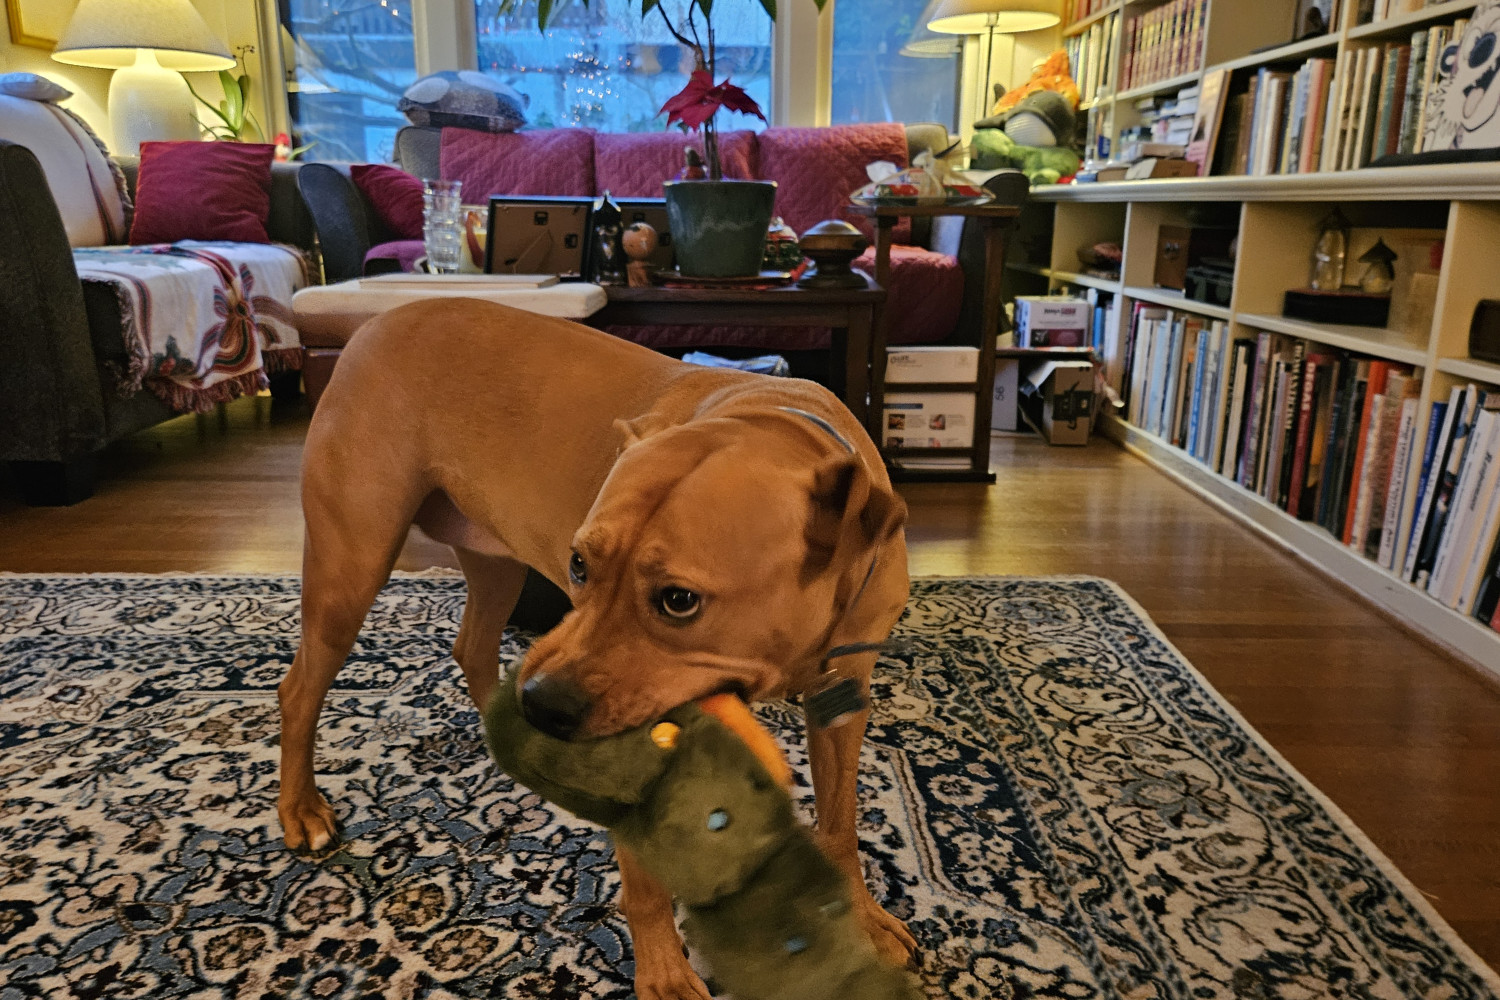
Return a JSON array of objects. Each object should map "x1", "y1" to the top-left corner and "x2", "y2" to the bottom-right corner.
[
  {"x1": 0, "y1": 94, "x2": 128, "y2": 247},
  {"x1": 351, "y1": 163, "x2": 424, "y2": 240},
  {"x1": 853, "y1": 244, "x2": 963, "y2": 345},
  {"x1": 757, "y1": 123, "x2": 909, "y2": 242},
  {"x1": 594, "y1": 130, "x2": 758, "y2": 197},
  {"x1": 439, "y1": 127, "x2": 595, "y2": 198},
  {"x1": 130, "y1": 141, "x2": 274, "y2": 244}
]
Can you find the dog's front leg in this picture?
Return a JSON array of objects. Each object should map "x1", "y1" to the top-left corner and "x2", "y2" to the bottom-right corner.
[
  {"x1": 806, "y1": 691, "x2": 919, "y2": 967},
  {"x1": 616, "y1": 844, "x2": 711, "y2": 1000}
]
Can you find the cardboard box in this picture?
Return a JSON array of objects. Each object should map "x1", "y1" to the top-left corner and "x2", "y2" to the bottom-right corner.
[
  {"x1": 1020, "y1": 361, "x2": 1094, "y2": 446},
  {"x1": 882, "y1": 392, "x2": 974, "y2": 449},
  {"x1": 991, "y1": 358, "x2": 1020, "y2": 431},
  {"x1": 1014, "y1": 296, "x2": 1090, "y2": 348},
  {"x1": 1153, "y1": 224, "x2": 1236, "y2": 292},
  {"x1": 885, "y1": 346, "x2": 980, "y2": 384}
]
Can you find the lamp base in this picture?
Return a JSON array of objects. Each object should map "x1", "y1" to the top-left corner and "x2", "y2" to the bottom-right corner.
[{"x1": 109, "y1": 49, "x2": 199, "y2": 155}]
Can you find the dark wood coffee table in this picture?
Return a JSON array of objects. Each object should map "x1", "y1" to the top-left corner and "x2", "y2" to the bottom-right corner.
[{"x1": 588, "y1": 276, "x2": 884, "y2": 425}]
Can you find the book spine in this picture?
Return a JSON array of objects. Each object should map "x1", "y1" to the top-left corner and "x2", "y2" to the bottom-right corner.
[
  {"x1": 1344, "y1": 361, "x2": 1391, "y2": 543},
  {"x1": 1220, "y1": 341, "x2": 1252, "y2": 479},
  {"x1": 1431, "y1": 409, "x2": 1498, "y2": 604},
  {"x1": 1379, "y1": 395, "x2": 1419, "y2": 568},
  {"x1": 1277, "y1": 341, "x2": 1308, "y2": 506},
  {"x1": 1404, "y1": 395, "x2": 1457, "y2": 581},
  {"x1": 1457, "y1": 450, "x2": 1500, "y2": 614},
  {"x1": 1239, "y1": 332, "x2": 1273, "y2": 485},
  {"x1": 1415, "y1": 387, "x2": 1481, "y2": 588},
  {"x1": 1398, "y1": 29, "x2": 1428, "y2": 155}
]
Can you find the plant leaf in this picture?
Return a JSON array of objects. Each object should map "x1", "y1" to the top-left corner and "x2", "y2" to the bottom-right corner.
[
  {"x1": 537, "y1": 0, "x2": 554, "y2": 29},
  {"x1": 220, "y1": 69, "x2": 244, "y2": 128},
  {"x1": 758, "y1": 0, "x2": 776, "y2": 17},
  {"x1": 699, "y1": 0, "x2": 713, "y2": 15},
  {"x1": 641, "y1": 0, "x2": 660, "y2": 15}
]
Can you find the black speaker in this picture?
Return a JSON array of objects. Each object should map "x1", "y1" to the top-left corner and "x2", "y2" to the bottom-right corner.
[{"x1": 1471, "y1": 300, "x2": 1500, "y2": 364}]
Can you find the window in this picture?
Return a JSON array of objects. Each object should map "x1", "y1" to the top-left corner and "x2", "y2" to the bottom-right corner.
[
  {"x1": 278, "y1": 0, "x2": 418, "y2": 162},
  {"x1": 473, "y1": 0, "x2": 772, "y2": 133},
  {"x1": 831, "y1": 0, "x2": 959, "y2": 130}
]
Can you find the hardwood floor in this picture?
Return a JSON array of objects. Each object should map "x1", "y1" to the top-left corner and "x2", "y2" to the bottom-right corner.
[{"x1": 2, "y1": 393, "x2": 1497, "y2": 969}]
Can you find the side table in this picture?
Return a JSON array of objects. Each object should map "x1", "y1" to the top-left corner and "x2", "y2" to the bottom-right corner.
[
  {"x1": 849, "y1": 202, "x2": 1021, "y2": 483},
  {"x1": 588, "y1": 276, "x2": 884, "y2": 427}
]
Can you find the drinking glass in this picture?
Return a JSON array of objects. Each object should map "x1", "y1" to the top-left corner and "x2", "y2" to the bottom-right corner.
[{"x1": 423, "y1": 179, "x2": 463, "y2": 274}]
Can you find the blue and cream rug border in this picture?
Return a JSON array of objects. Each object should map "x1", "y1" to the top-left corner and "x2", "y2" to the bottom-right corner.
[{"x1": 0, "y1": 572, "x2": 1495, "y2": 1000}]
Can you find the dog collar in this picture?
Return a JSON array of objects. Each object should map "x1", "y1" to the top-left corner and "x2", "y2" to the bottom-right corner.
[{"x1": 777, "y1": 406, "x2": 854, "y2": 454}]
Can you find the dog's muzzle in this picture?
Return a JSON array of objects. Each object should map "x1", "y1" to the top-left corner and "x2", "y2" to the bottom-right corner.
[{"x1": 521, "y1": 673, "x2": 592, "y2": 740}]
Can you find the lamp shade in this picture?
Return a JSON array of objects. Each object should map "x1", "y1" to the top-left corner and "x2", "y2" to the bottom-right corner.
[
  {"x1": 903, "y1": 0, "x2": 964, "y2": 57},
  {"x1": 52, "y1": 0, "x2": 235, "y2": 72},
  {"x1": 927, "y1": 0, "x2": 1060, "y2": 34}
]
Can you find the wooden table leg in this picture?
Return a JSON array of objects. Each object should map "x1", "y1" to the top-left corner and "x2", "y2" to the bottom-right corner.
[
  {"x1": 842, "y1": 304, "x2": 871, "y2": 426},
  {"x1": 869, "y1": 218, "x2": 896, "y2": 452},
  {"x1": 970, "y1": 219, "x2": 1011, "y2": 478}
]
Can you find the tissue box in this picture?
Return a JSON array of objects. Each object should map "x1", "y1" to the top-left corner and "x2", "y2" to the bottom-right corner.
[
  {"x1": 882, "y1": 392, "x2": 974, "y2": 449},
  {"x1": 1014, "y1": 296, "x2": 1090, "y2": 348}
]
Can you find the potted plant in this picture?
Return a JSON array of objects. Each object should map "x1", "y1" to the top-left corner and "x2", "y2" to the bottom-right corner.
[{"x1": 510, "y1": 0, "x2": 827, "y2": 277}]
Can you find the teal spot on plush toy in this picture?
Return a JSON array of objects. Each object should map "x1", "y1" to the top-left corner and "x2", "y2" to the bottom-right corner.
[{"x1": 483, "y1": 675, "x2": 923, "y2": 1000}]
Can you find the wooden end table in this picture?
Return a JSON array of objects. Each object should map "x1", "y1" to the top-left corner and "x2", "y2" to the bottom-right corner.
[
  {"x1": 588, "y1": 276, "x2": 884, "y2": 426},
  {"x1": 848, "y1": 202, "x2": 1022, "y2": 483}
]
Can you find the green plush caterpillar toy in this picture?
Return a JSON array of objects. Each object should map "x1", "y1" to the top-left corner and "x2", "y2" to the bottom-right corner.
[{"x1": 482, "y1": 674, "x2": 922, "y2": 1000}]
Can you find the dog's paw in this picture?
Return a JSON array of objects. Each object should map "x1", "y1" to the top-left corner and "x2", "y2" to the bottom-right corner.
[
  {"x1": 278, "y1": 788, "x2": 343, "y2": 854},
  {"x1": 855, "y1": 892, "x2": 919, "y2": 969},
  {"x1": 633, "y1": 950, "x2": 713, "y2": 1000}
]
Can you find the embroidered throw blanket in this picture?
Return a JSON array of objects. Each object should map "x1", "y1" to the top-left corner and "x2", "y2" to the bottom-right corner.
[{"x1": 72, "y1": 241, "x2": 307, "y2": 414}]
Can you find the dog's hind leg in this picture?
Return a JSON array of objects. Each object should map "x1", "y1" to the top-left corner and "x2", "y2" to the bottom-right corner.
[
  {"x1": 452, "y1": 547, "x2": 529, "y2": 711},
  {"x1": 279, "y1": 473, "x2": 416, "y2": 854}
]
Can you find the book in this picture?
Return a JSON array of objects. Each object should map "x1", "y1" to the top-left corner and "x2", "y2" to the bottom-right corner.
[
  {"x1": 1324, "y1": 50, "x2": 1355, "y2": 170},
  {"x1": 1343, "y1": 360, "x2": 1395, "y2": 544},
  {"x1": 1275, "y1": 340, "x2": 1308, "y2": 507},
  {"x1": 1414, "y1": 385, "x2": 1484, "y2": 588},
  {"x1": 1297, "y1": 354, "x2": 1340, "y2": 520},
  {"x1": 1219, "y1": 340, "x2": 1254, "y2": 479},
  {"x1": 1314, "y1": 357, "x2": 1354, "y2": 528},
  {"x1": 1263, "y1": 362, "x2": 1292, "y2": 500},
  {"x1": 1404, "y1": 390, "x2": 1461, "y2": 581},
  {"x1": 1186, "y1": 322, "x2": 1212, "y2": 456},
  {"x1": 1186, "y1": 68, "x2": 1230, "y2": 174},
  {"x1": 1431, "y1": 403, "x2": 1500, "y2": 605},
  {"x1": 1397, "y1": 29, "x2": 1429, "y2": 155},
  {"x1": 1238, "y1": 332, "x2": 1274, "y2": 486},
  {"x1": 1457, "y1": 445, "x2": 1500, "y2": 615},
  {"x1": 1357, "y1": 371, "x2": 1414, "y2": 558},
  {"x1": 1299, "y1": 59, "x2": 1334, "y2": 174},
  {"x1": 1328, "y1": 363, "x2": 1371, "y2": 539},
  {"x1": 1348, "y1": 49, "x2": 1381, "y2": 170},
  {"x1": 1378, "y1": 393, "x2": 1420, "y2": 569}
]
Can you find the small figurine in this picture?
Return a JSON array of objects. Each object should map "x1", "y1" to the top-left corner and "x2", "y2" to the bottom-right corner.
[
  {"x1": 1358, "y1": 238, "x2": 1398, "y2": 295},
  {"x1": 676, "y1": 147, "x2": 708, "y2": 181},
  {"x1": 623, "y1": 221, "x2": 659, "y2": 287},
  {"x1": 592, "y1": 190, "x2": 626, "y2": 285}
]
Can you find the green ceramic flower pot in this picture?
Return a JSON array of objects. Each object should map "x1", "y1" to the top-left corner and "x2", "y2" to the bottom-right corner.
[{"x1": 663, "y1": 179, "x2": 778, "y2": 278}]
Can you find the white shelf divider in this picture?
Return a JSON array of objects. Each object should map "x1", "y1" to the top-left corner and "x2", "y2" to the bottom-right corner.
[
  {"x1": 1236, "y1": 313, "x2": 1430, "y2": 367},
  {"x1": 1437, "y1": 356, "x2": 1500, "y2": 385},
  {"x1": 1123, "y1": 285, "x2": 1232, "y2": 319}
]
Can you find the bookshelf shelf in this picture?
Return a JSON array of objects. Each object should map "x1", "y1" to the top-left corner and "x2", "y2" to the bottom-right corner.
[
  {"x1": 1347, "y1": 0, "x2": 1478, "y2": 41},
  {"x1": 1008, "y1": 262, "x2": 1050, "y2": 277},
  {"x1": 1437, "y1": 356, "x2": 1500, "y2": 385},
  {"x1": 1049, "y1": 268, "x2": 1124, "y2": 292},
  {"x1": 1119, "y1": 70, "x2": 1202, "y2": 102},
  {"x1": 1207, "y1": 33, "x2": 1340, "y2": 76},
  {"x1": 1123, "y1": 285, "x2": 1232, "y2": 319},
  {"x1": 1236, "y1": 313, "x2": 1429, "y2": 366},
  {"x1": 1066, "y1": 2, "x2": 1122, "y2": 37},
  {"x1": 1101, "y1": 414, "x2": 1500, "y2": 676},
  {"x1": 1034, "y1": 163, "x2": 1500, "y2": 202}
]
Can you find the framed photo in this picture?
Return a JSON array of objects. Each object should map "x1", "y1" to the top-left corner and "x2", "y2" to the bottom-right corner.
[
  {"x1": 1293, "y1": 0, "x2": 1338, "y2": 40},
  {"x1": 5, "y1": 0, "x2": 73, "y2": 49},
  {"x1": 485, "y1": 196, "x2": 593, "y2": 279}
]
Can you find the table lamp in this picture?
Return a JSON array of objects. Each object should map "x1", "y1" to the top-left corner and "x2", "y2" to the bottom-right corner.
[
  {"x1": 927, "y1": 0, "x2": 1059, "y2": 112},
  {"x1": 51, "y1": 0, "x2": 235, "y2": 155}
]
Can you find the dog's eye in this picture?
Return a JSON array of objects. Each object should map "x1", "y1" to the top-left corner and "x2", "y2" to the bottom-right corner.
[
  {"x1": 569, "y1": 552, "x2": 587, "y2": 586},
  {"x1": 657, "y1": 587, "x2": 701, "y2": 620}
]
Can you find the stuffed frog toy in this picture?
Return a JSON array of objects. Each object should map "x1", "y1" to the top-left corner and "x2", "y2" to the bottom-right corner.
[
  {"x1": 969, "y1": 127, "x2": 1081, "y2": 186},
  {"x1": 483, "y1": 675, "x2": 922, "y2": 1000}
]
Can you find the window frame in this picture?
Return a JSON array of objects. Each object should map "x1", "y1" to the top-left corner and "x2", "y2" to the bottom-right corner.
[{"x1": 256, "y1": 0, "x2": 833, "y2": 140}]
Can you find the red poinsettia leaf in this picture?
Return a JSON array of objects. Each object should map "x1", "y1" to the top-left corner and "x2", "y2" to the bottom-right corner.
[
  {"x1": 660, "y1": 69, "x2": 717, "y2": 127},
  {"x1": 711, "y1": 79, "x2": 766, "y2": 121}
]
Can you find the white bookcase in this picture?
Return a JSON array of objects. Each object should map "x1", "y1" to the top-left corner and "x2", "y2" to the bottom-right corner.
[
  {"x1": 1009, "y1": 166, "x2": 1500, "y2": 677},
  {"x1": 1065, "y1": 0, "x2": 1480, "y2": 167}
]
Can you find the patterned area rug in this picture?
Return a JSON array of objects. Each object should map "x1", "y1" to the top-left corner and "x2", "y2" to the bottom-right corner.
[{"x1": 0, "y1": 574, "x2": 1495, "y2": 1000}]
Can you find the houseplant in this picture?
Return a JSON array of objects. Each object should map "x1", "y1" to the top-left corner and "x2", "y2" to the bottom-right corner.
[{"x1": 510, "y1": 0, "x2": 828, "y2": 276}]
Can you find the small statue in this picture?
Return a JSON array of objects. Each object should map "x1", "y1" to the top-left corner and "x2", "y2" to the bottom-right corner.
[
  {"x1": 592, "y1": 190, "x2": 626, "y2": 285},
  {"x1": 624, "y1": 221, "x2": 659, "y2": 287},
  {"x1": 676, "y1": 147, "x2": 708, "y2": 181}
]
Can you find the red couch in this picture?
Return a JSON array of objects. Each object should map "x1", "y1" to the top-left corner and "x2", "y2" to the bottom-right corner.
[{"x1": 371, "y1": 122, "x2": 965, "y2": 351}]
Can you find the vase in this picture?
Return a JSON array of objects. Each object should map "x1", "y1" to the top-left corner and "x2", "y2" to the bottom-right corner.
[{"x1": 663, "y1": 179, "x2": 778, "y2": 278}]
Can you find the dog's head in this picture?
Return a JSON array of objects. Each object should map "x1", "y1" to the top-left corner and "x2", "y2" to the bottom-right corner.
[{"x1": 516, "y1": 409, "x2": 906, "y2": 739}]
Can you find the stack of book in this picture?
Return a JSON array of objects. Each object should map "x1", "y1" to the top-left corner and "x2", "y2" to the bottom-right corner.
[
  {"x1": 1121, "y1": 84, "x2": 1199, "y2": 147},
  {"x1": 1120, "y1": 0, "x2": 1207, "y2": 92},
  {"x1": 1066, "y1": 10, "x2": 1121, "y2": 105},
  {"x1": 1222, "y1": 58, "x2": 1338, "y2": 175},
  {"x1": 1064, "y1": 0, "x2": 1115, "y2": 25},
  {"x1": 1324, "y1": 23, "x2": 1465, "y2": 169},
  {"x1": 1357, "y1": 0, "x2": 1449, "y2": 26}
]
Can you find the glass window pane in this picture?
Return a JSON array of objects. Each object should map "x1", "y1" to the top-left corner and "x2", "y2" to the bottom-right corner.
[
  {"x1": 474, "y1": 0, "x2": 771, "y2": 133},
  {"x1": 278, "y1": 0, "x2": 418, "y2": 162},
  {"x1": 831, "y1": 0, "x2": 958, "y2": 129}
]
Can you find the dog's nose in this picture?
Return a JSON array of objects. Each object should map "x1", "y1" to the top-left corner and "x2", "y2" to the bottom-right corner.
[{"x1": 521, "y1": 673, "x2": 592, "y2": 740}]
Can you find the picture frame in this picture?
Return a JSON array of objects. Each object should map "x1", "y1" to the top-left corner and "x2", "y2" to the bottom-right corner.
[
  {"x1": 485, "y1": 196, "x2": 593, "y2": 279},
  {"x1": 5, "y1": 0, "x2": 72, "y2": 49},
  {"x1": 1292, "y1": 0, "x2": 1338, "y2": 40}
]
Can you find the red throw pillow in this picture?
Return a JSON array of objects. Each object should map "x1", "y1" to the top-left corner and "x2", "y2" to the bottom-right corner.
[
  {"x1": 350, "y1": 163, "x2": 425, "y2": 240},
  {"x1": 129, "y1": 141, "x2": 274, "y2": 245}
]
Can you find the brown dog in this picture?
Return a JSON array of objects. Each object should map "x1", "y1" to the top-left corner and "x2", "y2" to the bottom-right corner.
[{"x1": 278, "y1": 298, "x2": 915, "y2": 1000}]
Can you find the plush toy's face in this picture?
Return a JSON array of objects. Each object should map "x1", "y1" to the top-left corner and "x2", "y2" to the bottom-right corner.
[
  {"x1": 1457, "y1": 10, "x2": 1500, "y2": 140},
  {"x1": 515, "y1": 415, "x2": 904, "y2": 740}
]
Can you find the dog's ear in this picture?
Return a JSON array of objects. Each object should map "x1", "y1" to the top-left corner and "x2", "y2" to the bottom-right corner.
[
  {"x1": 613, "y1": 412, "x2": 675, "y2": 450},
  {"x1": 803, "y1": 457, "x2": 906, "y2": 581}
]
